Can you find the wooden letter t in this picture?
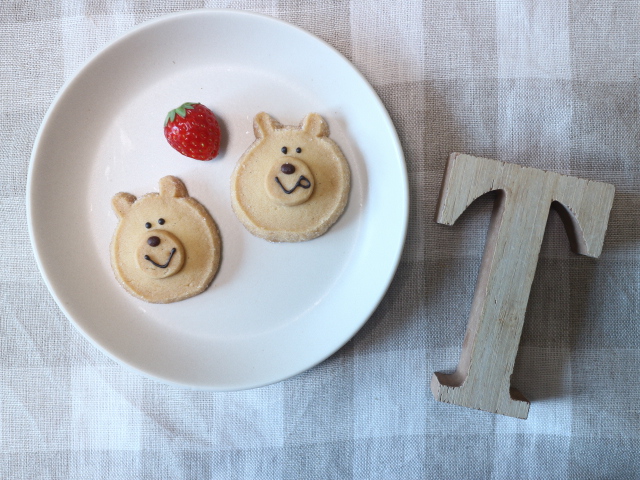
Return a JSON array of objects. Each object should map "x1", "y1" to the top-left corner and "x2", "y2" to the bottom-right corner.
[{"x1": 431, "y1": 154, "x2": 615, "y2": 419}]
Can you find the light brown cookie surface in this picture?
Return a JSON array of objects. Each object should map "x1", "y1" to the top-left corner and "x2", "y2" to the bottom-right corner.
[
  {"x1": 110, "y1": 176, "x2": 221, "y2": 304},
  {"x1": 231, "y1": 112, "x2": 351, "y2": 242}
]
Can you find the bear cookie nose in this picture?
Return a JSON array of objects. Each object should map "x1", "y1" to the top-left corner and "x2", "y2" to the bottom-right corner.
[
  {"x1": 281, "y1": 163, "x2": 295, "y2": 175},
  {"x1": 147, "y1": 236, "x2": 161, "y2": 247}
]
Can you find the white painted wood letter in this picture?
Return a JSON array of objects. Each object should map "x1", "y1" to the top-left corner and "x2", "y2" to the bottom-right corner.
[{"x1": 431, "y1": 153, "x2": 615, "y2": 419}]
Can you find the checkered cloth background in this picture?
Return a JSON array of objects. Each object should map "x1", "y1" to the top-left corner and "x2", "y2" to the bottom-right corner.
[{"x1": 2, "y1": 1, "x2": 639, "y2": 478}]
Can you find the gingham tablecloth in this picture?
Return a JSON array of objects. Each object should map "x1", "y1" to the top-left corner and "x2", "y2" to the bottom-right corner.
[{"x1": 2, "y1": 1, "x2": 639, "y2": 478}]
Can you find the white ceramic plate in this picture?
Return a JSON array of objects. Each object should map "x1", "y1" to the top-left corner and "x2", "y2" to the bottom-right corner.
[{"x1": 27, "y1": 10, "x2": 408, "y2": 390}]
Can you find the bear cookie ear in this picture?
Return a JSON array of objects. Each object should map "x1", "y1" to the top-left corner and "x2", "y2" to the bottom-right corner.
[
  {"x1": 112, "y1": 192, "x2": 137, "y2": 219},
  {"x1": 301, "y1": 113, "x2": 329, "y2": 137},
  {"x1": 158, "y1": 175, "x2": 188, "y2": 198},
  {"x1": 253, "y1": 112, "x2": 281, "y2": 138}
]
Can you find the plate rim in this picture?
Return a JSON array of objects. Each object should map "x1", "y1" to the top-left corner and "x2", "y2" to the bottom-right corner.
[{"x1": 26, "y1": 9, "x2": 409, "y2": 390}]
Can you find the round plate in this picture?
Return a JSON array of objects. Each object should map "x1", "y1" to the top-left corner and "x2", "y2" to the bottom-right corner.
[{"x1": 27, "y1": 10, "x2": 408, "y2": 390}]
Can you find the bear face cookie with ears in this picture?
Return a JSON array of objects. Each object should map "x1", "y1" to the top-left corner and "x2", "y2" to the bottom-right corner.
[
  {"x1": 231, "y1": 112, "x2": 351, "y2": 242},
  {"x1": 110, "y1": 176, "x2": 221, "y2": 304}
]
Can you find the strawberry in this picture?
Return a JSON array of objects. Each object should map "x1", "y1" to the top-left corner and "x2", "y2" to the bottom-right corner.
[{"x1": 164, "y1": 102, "x2": 221, "y2": 160}]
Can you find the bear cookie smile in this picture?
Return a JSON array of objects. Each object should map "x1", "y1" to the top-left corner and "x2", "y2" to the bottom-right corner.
[
  {"x1": 267, "y1": 156, "x2": 315, "y2": 206},
  {"x1": 137, "y1": 228, "x2": 184, "y2": 277}
]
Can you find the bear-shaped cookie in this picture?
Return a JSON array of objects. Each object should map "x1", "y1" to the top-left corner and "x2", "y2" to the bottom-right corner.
[
  {"x1": 110, "y1": 176, "x2": 221, "y2": 303},
  {"x1": 231, "y1": 112, "x2": 351, "y2": 242}
]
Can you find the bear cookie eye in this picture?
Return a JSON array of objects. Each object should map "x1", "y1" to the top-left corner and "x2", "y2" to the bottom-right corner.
[
  {"x1": 296, "y1": 147, "x2": 302, "y2": 153},
  {"x1": 145, "y1": 222, "x2": 152, "y2": 229},
  {"x1": 158, "y1": 218, "x2": 165, "y2": 225},
  {"x1": 281, "y1": 146, "x2": 287, "y2": 154}
]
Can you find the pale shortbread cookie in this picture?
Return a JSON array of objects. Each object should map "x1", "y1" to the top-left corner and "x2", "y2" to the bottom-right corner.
[
  {"x1": 110, "y1": 176, "x2": 221, "y2": 304},
  {"x1": 231, "y1": 112, "x2": 351, "y2": 242}
]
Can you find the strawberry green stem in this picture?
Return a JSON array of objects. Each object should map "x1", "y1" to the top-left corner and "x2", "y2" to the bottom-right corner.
[{"x1": 164, "y1": 102, "x2": 199, "y2": 126}]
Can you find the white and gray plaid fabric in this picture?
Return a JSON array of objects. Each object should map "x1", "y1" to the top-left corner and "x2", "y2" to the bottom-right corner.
[{"x1": 2, "y1": 1, "x2": 639, "y2": 478}]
